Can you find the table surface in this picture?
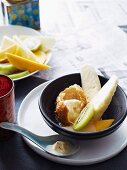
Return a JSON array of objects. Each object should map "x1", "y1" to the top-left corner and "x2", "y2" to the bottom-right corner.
[
  {"x1": 0, "y1": 76, "x2": 127, "y2": 170},
  {"x1": 0, "y1": 0, "x2": 127, "y2": 169}
]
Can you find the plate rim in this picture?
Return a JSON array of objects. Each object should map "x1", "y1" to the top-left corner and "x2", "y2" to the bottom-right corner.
[
  {"x1": 0, "y1": 25, "x2": 52, "y2": 81},
  {"x1": 17, "y1": 81, "x2": 127, "y2": 165}
]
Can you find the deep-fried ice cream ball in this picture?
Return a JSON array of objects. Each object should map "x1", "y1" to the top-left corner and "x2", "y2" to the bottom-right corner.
[{"x1": 55, "y1": 84, "x2": 87, "y2": 126}]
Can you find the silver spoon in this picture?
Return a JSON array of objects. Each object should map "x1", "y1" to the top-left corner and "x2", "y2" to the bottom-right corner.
[{"x1": 0, "y1": 122, "x2": 80, "y2": 157}]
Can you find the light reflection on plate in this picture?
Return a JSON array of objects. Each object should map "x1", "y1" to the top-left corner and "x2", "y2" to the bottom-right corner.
[
  {"x1": 0, "y1": 25, "x2": 52, "y2": 81},
  {"x1": 17, "y1": 81, "x2": 127, "y2": 165}
]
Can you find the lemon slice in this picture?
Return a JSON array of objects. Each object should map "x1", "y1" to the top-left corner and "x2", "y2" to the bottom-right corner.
[{"x1": 23, "y1": 37, "x2": 41, "y2": 52}]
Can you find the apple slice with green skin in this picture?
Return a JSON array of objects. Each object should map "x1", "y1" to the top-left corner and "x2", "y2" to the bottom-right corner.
[
  {"x1": 73, "y1": 75, "x2": 118, "y2": 131},
  {"x1": 8, "y1": 70, "x2": 30, "y2": 80},
  {"x1": 73, "y1": 103, "x2": 95, "y2": 131},
  {"x1": 0, "y1": 63, "x2": 19, "y2": 75}
]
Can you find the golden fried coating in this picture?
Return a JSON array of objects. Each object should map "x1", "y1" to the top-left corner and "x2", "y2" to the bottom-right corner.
[{"x1": 55, "y1": 84, "x2": 87, "y2": 126}]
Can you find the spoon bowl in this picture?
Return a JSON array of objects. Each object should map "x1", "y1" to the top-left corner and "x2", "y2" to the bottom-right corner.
[{"x1": 0, "y1": 122, "x2": 80, "y2": 157}]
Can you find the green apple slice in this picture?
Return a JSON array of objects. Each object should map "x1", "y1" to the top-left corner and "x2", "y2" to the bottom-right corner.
[
  {"x1": 73, "y1": 103, "x2": 95, "y2": 131},
  {"x1": 0, "y1": 63, "x2": 18, "y2": 75},
  {"x1": 8, "y1": 70, "x2": 30, "y2": 80}
]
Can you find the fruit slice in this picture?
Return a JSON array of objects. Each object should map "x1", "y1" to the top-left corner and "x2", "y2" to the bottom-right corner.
[
  {"x1": 13, "y1": 35, "x2": 41, "y2": 62},
  {"x1": 33, "y1": 50, "x2": 46, "y2": 63},
  {"x1": 0, "y1": 58, "x2": 8, "y2": 63},
  {"x1": 13, "y1": 35, "x2": 48, "y2": 64},
  {"x1": 19, "y1": 35, "x2": 55, "y2": 53},
  {"x1": 92, "y1": 75, "x2": 118, "y2": 121},
  {"x1": 0, "y1": 35, "x2": 16, "y2": 50},
  {"x1": 73, "y1": 76, "x2": 118, "y2": 131},
  {"x1": 8, "y1": 70, "x2": 30, "y2": 80},
  {"x1": 73, "y1": 103, "x2": 95, "y2": 131},
  {"x1": 6, "y1": 53, "x2": 50, "y2": 72},
  {"x1": 78, "y1": 122, "x2": 96, "y2": 132},
  {"x1": 81, "y1": 64, "x2": 101, "y2": 102},
  {"x1": 0, "y1": 63, "x2": 18, "y2": 75},
  {"x1": 75, "y1": 119, "x2": 114, "y2": 132},
  {"x1": 23, "y1": 37, "x2": 41, "y2": 52},
  {"x1": 0, "y1": 44, "x2": 17, "y2": 60},
  {"x1": 93, "y1": 119, "x2": 114, "y2": 131}
]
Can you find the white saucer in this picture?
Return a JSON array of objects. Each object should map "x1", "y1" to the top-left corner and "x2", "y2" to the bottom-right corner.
[{"x1": 17, "y1": 82, "x2": 127, "y2": 166}]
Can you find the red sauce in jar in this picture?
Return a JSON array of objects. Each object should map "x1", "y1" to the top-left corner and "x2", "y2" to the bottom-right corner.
[
  {"x1": 0, "y1": 75, "x2": 15, "y2": 139},
  {"x1": 0, "y1": 76, "x2": 12, "y2": 97}
]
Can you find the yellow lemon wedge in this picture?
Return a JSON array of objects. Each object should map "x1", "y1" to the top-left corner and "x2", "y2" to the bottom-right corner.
[{"x1": 6, "y1": 53, "x2": 50, "y2": 72}]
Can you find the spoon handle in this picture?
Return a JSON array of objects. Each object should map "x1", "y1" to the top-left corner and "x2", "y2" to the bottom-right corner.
[{"x1": 0, "y1": 122, "x2": 45, "y2": 149}]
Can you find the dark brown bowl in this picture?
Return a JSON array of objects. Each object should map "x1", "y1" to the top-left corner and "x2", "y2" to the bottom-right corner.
[{"x1": 38, "y1": 73, "x2": 127, "y2": 139}]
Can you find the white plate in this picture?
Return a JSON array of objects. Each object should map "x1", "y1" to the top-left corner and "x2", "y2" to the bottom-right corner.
[
  {"x1": 17, "y1": 82, "x2": 127, "y2": 166},
  {"x1": 0, "y1": 25, "x2": 51, "y2": 81}
]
